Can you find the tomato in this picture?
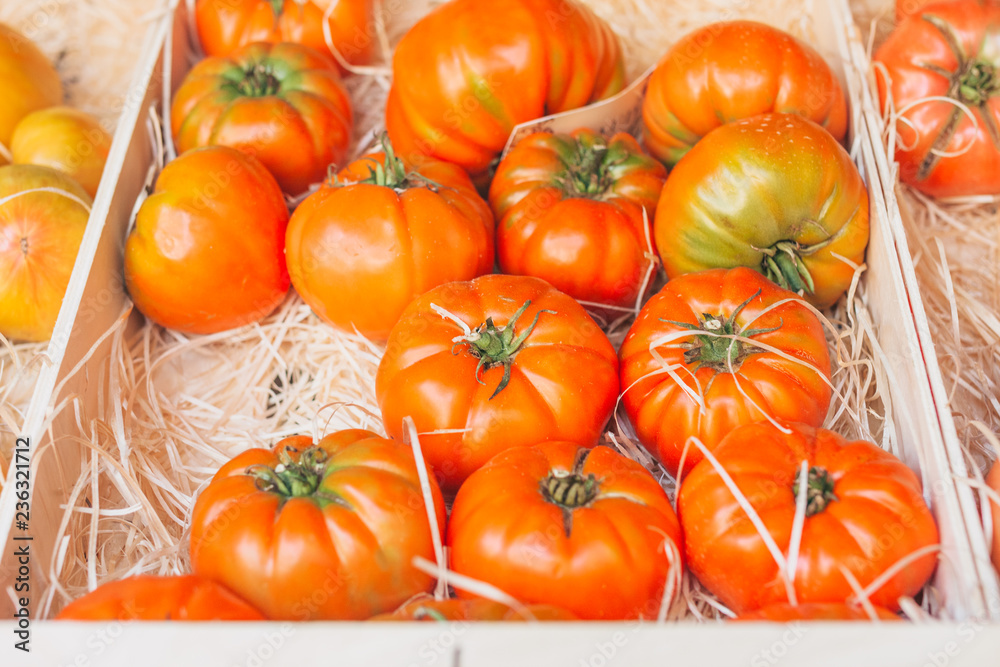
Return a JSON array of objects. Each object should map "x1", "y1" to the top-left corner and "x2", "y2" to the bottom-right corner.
[
  {"x1": 195, "y1": 0, "x2": 374, "y2": 70},
  {"x1": 987, "y1": 458, "x2": 1000, "y2": 573},
  {"x1": 874, "y1": 1, "x2": 1000, "y2": 197},
  {"x1": 11, "y1": 107, "x2": 112, "y2": 198},
  {"x1": 190, "y1": 430, "x2": 446, "y2": 620},
  {"x1": 447, "y1": 442, "x2": 683, "y2": 620},
  {"x1": 619, "y1": 267, "x2": 831, "y2": 478},
  {"x1": 654, "y1": 113, "x2": 869, "y2": 309},
  {"x1": 55, "y1": 575, "x2": 265, "y2": 621},
  {"x1": 489, "y1": 129, "x2": 667, "y2": 309},
  {"x1": 0, "y1": 165, "x2": 91, "y2": 342},
  {"x1": 371, "y1": 597, "x2": 577, "y2": 621},
  {"x1": 124, "y1": 146, "x2": 290, "y2": 335},
  {"x1": 286, "y1": 137, "x2": 494, "y2": 340},
  {"x1": 678, "y1": 421, "x2": 939, "y2": 614},
  {"x1": 385, "y1": 0, "x2": 625, "y2": 180},
  {"x1": 0, "y1": 22, "x2": 63, "y2": 162},
  {"x1": 376, "y1": 274, "x2": 619, "y2": 491},
  {"x1": 642, "y1": 21, "x2": 847, "y2": 168},
  {"x1": 737, "y1": 602, "x2": 899, "y2": 621},
  {"x1": 171, "y1": 41, "x2": 352, "y2": 195}
]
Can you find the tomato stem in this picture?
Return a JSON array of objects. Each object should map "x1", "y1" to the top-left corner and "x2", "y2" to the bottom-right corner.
[
  {"x1": 451, "y1": 299, "x2": 554, "y2": 399},
  {"x1": 662, "y1": 288, "x2": 781, "y2": 372},
  {"x1": 341, "y1": 133, "x2": 445, "y2": 192},
  {"x1": 236, "y1": 62, "x2": 282, "y2": 97},
  {"x1": 557, "y1": 135, "x2": 622, "y2": 199},
  {"x1": 247, "y1": 445, "x2": 342, "y2": 504},
  {"x1": 413, "y1": 607, "x2": 449, "y2": 622},
  {"x1": 266, "y1": 0, "x2": 285, "y2": 19},
  {"x1": 541, "y1": 449, "x2": 598, "y2": 536},
  {"x1": 792, "y1": 466, "x2": 838, "y2": 517},
  {"x1": 759, "y1": 239, "x2": 826, "y2": 295}
]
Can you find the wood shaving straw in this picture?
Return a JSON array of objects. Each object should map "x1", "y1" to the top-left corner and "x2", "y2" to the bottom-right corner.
[{"x1": 35, "y1": 0, "x2": 937, "y2": 622}]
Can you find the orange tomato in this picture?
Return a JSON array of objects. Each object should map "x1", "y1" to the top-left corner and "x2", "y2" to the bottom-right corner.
[
  {"x1": 679, "y1": 421, "x2": 939, "y2": 614},
  {"x1": 371, "y1": 597, "x2": 577, "y2": 621},
  {"x1": 190, "y1": 431, "x2": 446, "y2": 620},
  {"x1": 0, "y1": 165, "x2": 91, "y2": 342},
  {"x1": 448, "y1": 442, "x2": 683, "y2": 620},
  {"x1": 376, "y1": 275, "x2": 620, "y2": 491},
  {"x1": 986, "y1": 458, "x2": 1000, "y2": 573},
  {"x1": 619, "y1": 268, "x2": 832, "y2": 478},
  {"x1": 642, "y1": 21, "x2": 847, "y2": 167},
  {"x1": 737, "y1": 602, "x2": 899, "y2": 621},
  {"x1": 124, "y1": 146, "x2": 290, "y2": 334},
  {"x1": 0, "y1": 22, "x2": 63, "y2": 161},
  {"x1": 171, "y1": 41, "x2": 352, "y2": 195},
  {"x1": 195, "y1": 0, "x2": 374, "y2": 70},
  {"x1": 285, "y1": 138, "x2": 494, "y2": 340},
  {"x1": 385, "y1": 0, "x2": 625, "y2": 179},
  {"x1": 55, "y1": 575, "x2": 266, "y2": 621},
  {"x1": 11, "y1": 107, "x2": 112, "y2": 198},
  {"x1": 489, "y1": 129, "x2": 667, "y2": 309}
]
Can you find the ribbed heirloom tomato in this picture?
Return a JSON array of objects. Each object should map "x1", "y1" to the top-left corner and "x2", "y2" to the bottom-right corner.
[
  {"x1": 190, "y1": 430, "x2": 446, "y2": 620},
  {"x1": 195, "y1": 0, "x2": 374, "y2": 69},
  {"x1": 286, "y1": 138, "x2": 494, "y2": 340},
  {"x1": 124, "y1": 146, "x2": 290, "y2": 334},
  {"x1": 386, "y1": 0, "x2": 625, "y2": 180},
  {"x1": 171, "y1": 41, "x2": 352, "y2": 195},
  {"x1": 874, "y1": 0, "x2": 1000, "y2": 197},
  {"x1": 679, "y1": 422, "x2": 939, "y2": 613},
  {"x1": 371, "y1": 598, "x2": 577, "y2": 621},
  {"x1": 447, "y1": 442, "x2": 683, "y2": 620},
  {"x1": 490, "y1": 129, "x2": 667, "y2": 309},
  {"x1": 376, "y1": 274, "x2": 619, "y2": 491},
  {"x1": 0, "y1": 165, "x2": 91, "y2": 342},
  {"x1": 0, "y1": 22, "x2": 63, "y2": 162},
  {"x1": 654, "y1": 113, "x2": 869, "y2": 308},
  {"x1": 55, "y1": 576, "x2": 265, "y2": 621},
  {"x1": 642, "y1": 21, "x2": 847, "y2": 167},
  {"x1": 619, "y1": 267, "x2": 832, "y2": 477}
]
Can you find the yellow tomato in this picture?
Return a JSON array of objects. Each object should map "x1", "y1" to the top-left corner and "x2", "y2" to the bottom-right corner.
[
  {"x1": 12, "y1": 107, "x2": 112, "y2": 198},
  {"x1": 0, "y1": 23, "x2": 63, "y2": 163},
  {"x1": 0, "y1": 165, "x2": 91, "y2": 342}
]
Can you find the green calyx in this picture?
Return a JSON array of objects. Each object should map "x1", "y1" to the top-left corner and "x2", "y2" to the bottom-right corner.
[
  {"x1": 235, "y1": 62, "x2": 282, "y2": 97},
  {"x1": 958, "y1": 60, "x2": 999, "y2": 106},
  {"x1": 540, "y1": 449, "x2": 598, "y2": 537},
  {"x1": 452, "y1": 300, "x2": 554, "y2": 400},
  {"x1": 759, "y1": 239, "x2": 827, "y2": 295},
  {"x1": 792, "y1": 466, "x2": 839, "y2": 517},
  {"x1": 558, "y1": 137, "x2": 616, "y2": 199},
  {"x1": 412, "y1": 607, "x2": 449, "y2": 622},
  {"x1": 335, "y1": 133, "x2": 442, "y2": 192},
  {"x1": 664, "y1": 288, "x2": 781, "y2": 373},
  {"x1": 266, "y1": 0, "x2": 285, "y2": 18},
  {"x1": 247, "y1": 445, "x2": 345, "y2": 507}
]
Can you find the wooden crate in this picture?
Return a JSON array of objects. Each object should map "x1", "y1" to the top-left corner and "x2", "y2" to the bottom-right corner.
[{"x1": 2, "y1": 0, "x2": 997, "y2": 662}]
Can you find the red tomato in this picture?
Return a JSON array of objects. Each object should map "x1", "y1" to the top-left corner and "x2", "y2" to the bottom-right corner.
[
  {"x1": 874, "y1": 1, "x2": 1000, "y2": 196},
  {"x1": 0, "y1": 22, "x2": 63, "y2": 160},
  {"x1": 0, "y1": 165, "x2": 91, "y2": 342},
  {"x1": 124, "y1": 146, "x2": 290, "y2": 335},
  {"x1": 987, "y1": 458, "x2": 1000, "y2": 573},
  {"x1": 285, "y1": 138, "x2": 494, "y2": 340},
  {"x1": 195, "y1": 0, "x2": 374, "y2": 70},
  {"x1": 190, "y1": 430, "x2": 446, "y2": 620},
  {"x1": 448, "y1": 442, "x2": 683, "y2": 620},
  {"x1": 737, "y1": 602, "x2": 899, "y2": 621},
  {"x1": 679, "y1": 421, "x2": 939, "y2": 614},
  {"x1": 55, "y1": 575, "x2": 265, "y2": 620},
  {"x1": 171, "y1": 41, "x2": 352, "y2": 195},
  {"x1": 489, "y1": 129, "x2": 667, "y2": 309},
  {"x1": 370, "y1": 597, "x2": 577, "y2": 621},
  {"x1": 376, "y1": 274, "x2": 620, "y2": 491},
  {"x1": 642, "y1": 21, "x2": 847, "y2": 167},
  {"x1": 619, "y1": 268, "x2": 832, "y2": 478},
  {"x1": 385, "y1": 0, "x2": 625, "y2": 180}
]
